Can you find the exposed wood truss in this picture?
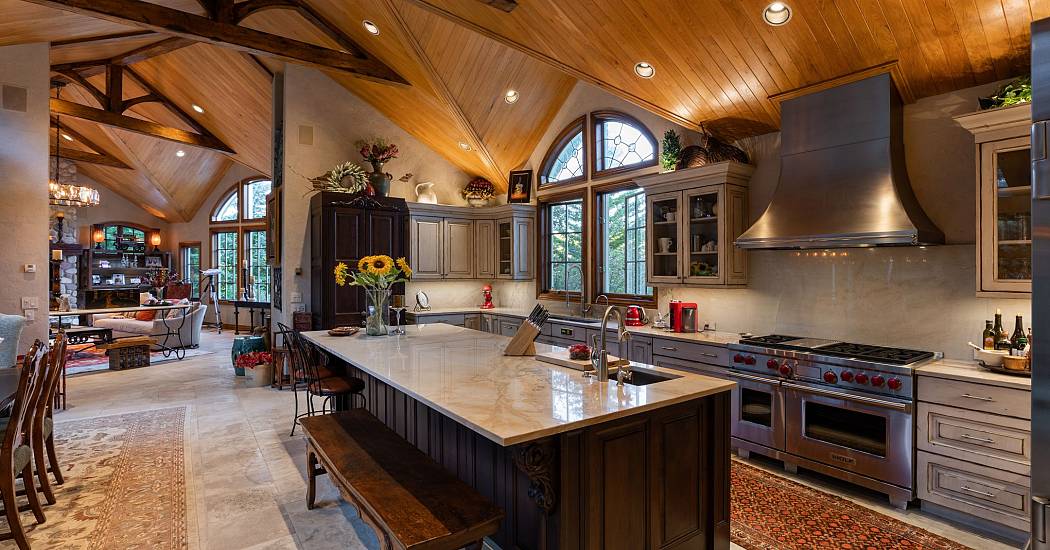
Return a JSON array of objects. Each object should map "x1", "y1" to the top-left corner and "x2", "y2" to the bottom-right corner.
[
  {"x1": 51, "y1": 98, "x2": 235, "y2": 153},
  {"x1": 476, "y1": 0, "x2": 517, "y2": 12},
  {"x1": 50, "y1": 118, "x2": 131, "y2": 170},
  {"x1": 50, "y1": 30, "x2": 157, "y2": 47},
  {"x1": 52, "y1": 36, "x2": 195, "y2": 78},
  {"x1": 23, "y1": 0, "x2": 409, "y2": 85}
]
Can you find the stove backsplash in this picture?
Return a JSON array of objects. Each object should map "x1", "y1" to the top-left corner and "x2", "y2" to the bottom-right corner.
[{"x1": 658, "y1": 244, "x2": 1030, "y2": 361}]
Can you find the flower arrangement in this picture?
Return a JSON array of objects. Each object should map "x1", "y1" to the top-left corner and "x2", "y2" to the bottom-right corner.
[
  {"x1": 462, "y1": 177, "x2": 495, "y2": 201},
  {"x1": 235, "y1": 351, "x2": 272, "y2": 370},
  {"x1": 308, "y1": 161, "x2": 368, "y2": 194},
  {"x1": 356, "y1": 138, "x2": 399, "y2": 167},
  {"x1": 334, "y1": 255, "x2": 413, "y2": 290}
]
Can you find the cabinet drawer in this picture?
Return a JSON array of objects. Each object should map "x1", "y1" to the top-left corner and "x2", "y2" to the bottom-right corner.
[
  {"x1": 917, "y1": 402, "x2": 1030, "y2": 475},
  {"x1": 498, "y1": 319, "x2": 520, "y2": 337},
  {"x1": 415, "y1": 314, "x2": 465, "y2": 326},
  {"x1": 917, "y1": 451, "x2": 1030, "y2": 531},
  {"x1": 548, "y1": 322, "x2": 586, "y2": 343},
  {"x1": 917, "y1": 377, "x2": 1030, "y2": 419},
  {"x1": 651, "y1": 337, "x2": 729, "y2": 366},
  {"x1": 651, "y1": 354, "x2": 724, "y2": 376}
]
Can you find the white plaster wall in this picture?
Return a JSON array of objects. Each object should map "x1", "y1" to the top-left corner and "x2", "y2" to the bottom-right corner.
[{"x1": 0, "y1": 43, "x2": 50, "y2": 345}]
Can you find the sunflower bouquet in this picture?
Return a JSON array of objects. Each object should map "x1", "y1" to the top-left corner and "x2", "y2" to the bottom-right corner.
[{"x1": 334, "y1": 255, "x2": 413, "y2": 290}]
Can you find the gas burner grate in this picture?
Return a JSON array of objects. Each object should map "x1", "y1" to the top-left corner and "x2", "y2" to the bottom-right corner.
[
  {"x1": 814, "y1": 342, "x2": 933, "y2": 365},
  {"x1": 738, "y1": 334, "x2": 803, "y2": 346}
]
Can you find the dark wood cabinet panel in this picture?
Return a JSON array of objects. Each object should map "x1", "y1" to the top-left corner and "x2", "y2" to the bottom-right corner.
[{"x1": 310, "y1": 193, "x2": 407, "y2": 330}]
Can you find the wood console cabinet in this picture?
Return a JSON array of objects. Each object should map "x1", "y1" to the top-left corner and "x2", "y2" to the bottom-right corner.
[
  {"x1": 955, "y1": 104, "x2": 1032, "y2": 296},
  {"x1": 635, "y1": 162, "x2": 753, "y2": 287},
  {"x1": 309, "y1": 193, "x2": 408, "y2": 329},
  {"x1": 407, "y1": 203, "x2": 535, "y2": 280}
]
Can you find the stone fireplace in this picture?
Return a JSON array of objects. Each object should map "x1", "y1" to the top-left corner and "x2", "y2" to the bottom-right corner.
[{"x1": 49, "y1": 158, "x2": 81, "y2": 303}]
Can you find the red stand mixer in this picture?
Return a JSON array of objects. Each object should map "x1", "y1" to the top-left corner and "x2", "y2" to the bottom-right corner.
[{"x1": 480, "y1": 284, "x2": 495, "y2": 309}]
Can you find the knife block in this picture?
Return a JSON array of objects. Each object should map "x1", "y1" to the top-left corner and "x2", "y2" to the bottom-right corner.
[{"x1": 503, "y1": 320, "x2": 539, "y2": 356}]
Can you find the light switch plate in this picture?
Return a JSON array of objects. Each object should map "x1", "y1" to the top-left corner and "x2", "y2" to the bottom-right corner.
[
  {"x1": 23, "y1": 264, "x2": 36, "y2": 273},
  {"x1": 20, "y1": 297, "x2": 37, "y2": 309},
  {"x1": 290, "y1": 292, "x2": 302, "y2": 303},
  {"x1": 23, "y1": 310, "x2": 34, "y2": 322}
]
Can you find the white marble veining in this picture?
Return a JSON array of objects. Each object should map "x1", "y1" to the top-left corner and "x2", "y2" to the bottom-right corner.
[
  {"x1": 301, "y1": 324, "x2": 735, "y2": 446},
  {"x1": 917, "y1": 358, "x2": 1031, "y2": 391}
]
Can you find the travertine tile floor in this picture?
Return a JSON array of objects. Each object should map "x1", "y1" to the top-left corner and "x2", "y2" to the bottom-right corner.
[{"x1": 46, "y1": 329, "x2": 1020, "y2": 549}]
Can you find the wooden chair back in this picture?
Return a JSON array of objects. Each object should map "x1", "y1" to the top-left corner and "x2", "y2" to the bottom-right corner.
[
  {"x1": 4, "y1": 341, "x2": 47, "y2": 458},
  {"x1": 286, "y1": 326, "x2": 325, "y2": 385},
  {"x1": 39, "y1": 333, "x2": 66, "y2": 422}
]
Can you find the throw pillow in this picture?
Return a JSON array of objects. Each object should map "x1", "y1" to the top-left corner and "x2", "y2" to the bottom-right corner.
[{"x1": 134, "y1": 310, "x2": 156, "y2": 322}]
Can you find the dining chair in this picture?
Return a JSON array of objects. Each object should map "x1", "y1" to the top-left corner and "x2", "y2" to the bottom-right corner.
[
  {"x1": 0, "y1": 340, "x2": 48, "y2": 549},
  {"x1": 0, "y1": 314, "x2": 26, "y2": 368},
  {"x1": 28, "y1": 333, "x2": 66, "y2": 505},
  {"x1": 283, "y1": 325, "x2": 364, "y2": 436}
]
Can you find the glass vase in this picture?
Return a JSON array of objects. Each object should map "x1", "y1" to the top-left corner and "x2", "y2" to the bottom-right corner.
[{"x1": 364, "y1": 288, "x2": 391, "y2": 336}]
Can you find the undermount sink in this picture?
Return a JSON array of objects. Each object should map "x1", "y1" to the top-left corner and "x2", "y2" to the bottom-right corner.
[
  {"x1": 548, "y1": 314, "x2": 602, "y2": 326},
  {"x1": 607, "y1": 369, "x2": 682, "y2": 386}
]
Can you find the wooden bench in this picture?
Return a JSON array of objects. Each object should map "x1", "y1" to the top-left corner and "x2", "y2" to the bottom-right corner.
[{"x1": 300, "y1": 410, "x2": 503, "y2": 550}]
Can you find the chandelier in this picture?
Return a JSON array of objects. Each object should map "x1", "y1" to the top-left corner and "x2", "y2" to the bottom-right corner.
[{"x1": 48, "y1": 82, "x2": 100, "y2": 208}]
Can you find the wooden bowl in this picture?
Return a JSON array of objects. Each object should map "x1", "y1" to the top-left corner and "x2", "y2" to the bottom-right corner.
[{"x1": 1001, "y1": 355, "x2": 1028, "y2": 371}]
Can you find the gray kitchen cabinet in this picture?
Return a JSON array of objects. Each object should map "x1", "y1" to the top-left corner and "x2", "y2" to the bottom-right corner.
[
  {"x1": 475, "y1": 219, "x2": 496, "y2": 279},
  {"x1": 464, "y1": 314, "x2": 481, "y2": 331},
  {"x1": 480, "y1": 313, "x2": 497, "y2": 333},
  {"x1": 498, "y1": 318, "x2": 519, "y2": 337},
  {"x1": 549, "y1": 322, "x2": 586, "y2": 343},
  {"x1": 409, "y1": 216, "x2": 444, "y2": 280},
  {"x1": 497, "y1": 216, "x2": 535, "y2": 280},
  {"x1": 629, "y1": 336, "x2": 652, "y2": 364},
  {"x1": 443, "y1": 218, "x2": 475, "y2": 279}
]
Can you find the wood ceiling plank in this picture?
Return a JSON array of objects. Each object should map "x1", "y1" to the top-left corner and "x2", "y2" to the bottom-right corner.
[
  {"x1": 999, "y1": 0, "x2": 1035, "y2": 76},
  {"x1": 943, "y1": 0, "x2": 998, "y2": 85},
  {"x1": 893, "y1": 0, "x2": 963, "y2": 94}
]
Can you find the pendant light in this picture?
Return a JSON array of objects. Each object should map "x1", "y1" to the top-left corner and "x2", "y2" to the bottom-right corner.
[{"x1": 48, "y1": 82, "x2": 100, "y2": 208}]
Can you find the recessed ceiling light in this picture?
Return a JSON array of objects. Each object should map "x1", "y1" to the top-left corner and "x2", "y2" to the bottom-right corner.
[
  {"x1": 634, "y1": 62, "x2": 655, "y2": 79},
  {"x1": 176, "y1": 150, "x2": 186, "y2": 158},
  {"x1": 363, "y1": 20, "x2": 380, "y2": 35},
  {"x1": 458, "y1": 141, "x2": 472, "y2": 151},
  {"x1": 504, "y1": 89, "x2": 519, "y2": 104},
  {"x1": 61, "y1": 133, "x2": 74, "y2": 142},
  {"x1": 762, "y1": 2, "x2": 792, "y2": 25},
  {"x1": 192, "y1": 104, "x2": 204, "y2": 113}
]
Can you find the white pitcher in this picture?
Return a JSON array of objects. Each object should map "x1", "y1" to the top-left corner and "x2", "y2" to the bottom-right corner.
[{"x1": 415, "y1": 181, "x2": 437, "y2": 204}]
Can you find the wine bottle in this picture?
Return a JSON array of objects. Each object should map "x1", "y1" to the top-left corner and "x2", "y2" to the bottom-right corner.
[
  {"x1": 993, "y1": 310, "x2": 1011, "y2": 351},
  {"x1": 1011, "y1": 315, "x2": 1028, "y2": 356},
  {"x1": 983, "y1": 320, "x2": 995, "y2": 350}
]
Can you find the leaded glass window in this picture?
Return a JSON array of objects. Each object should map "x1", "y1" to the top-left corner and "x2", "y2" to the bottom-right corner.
[
  {"x1": 213, "y1": 193, "x2": 238, "y2": 222},
  {"x1": 594, "y1": 113, "x2": 656, "y2": 175},
  {"x1": 539, "y1": 117, "x2": 586, "y2": 186}
]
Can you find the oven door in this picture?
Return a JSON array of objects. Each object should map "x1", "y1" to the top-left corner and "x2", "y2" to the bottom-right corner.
[
  {"x1": 728, "y1": 370, "x2": 785, "y2": 451},
  {"x1": 784, "y1": 382, "x2": 913, "y2": 489}
]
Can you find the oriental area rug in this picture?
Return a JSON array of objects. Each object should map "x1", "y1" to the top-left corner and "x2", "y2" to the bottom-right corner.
[
  {"x1": 0, "y1": 407, "x2": 191, "y2": 550},
  {"x1": 731, "y1": 460, "x2": 973, "y2": 549}
]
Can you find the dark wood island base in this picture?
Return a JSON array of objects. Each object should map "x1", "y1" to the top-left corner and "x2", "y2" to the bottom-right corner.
[{"x1": 338, "y1": 364, "x2": 731, "y2": 550}]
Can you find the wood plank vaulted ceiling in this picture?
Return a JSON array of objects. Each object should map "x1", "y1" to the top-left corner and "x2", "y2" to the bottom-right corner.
[{"x1": 1, "y1": 0, "x2": 1044, "y2": 221}]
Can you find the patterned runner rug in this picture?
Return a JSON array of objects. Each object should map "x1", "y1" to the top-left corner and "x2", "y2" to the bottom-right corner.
[
  {"x1": 2, "y1": 407, "x2": 191, "y2": 550},
  {"x1": 732, "y1": 460, "x2": 973, "y2": 549}
]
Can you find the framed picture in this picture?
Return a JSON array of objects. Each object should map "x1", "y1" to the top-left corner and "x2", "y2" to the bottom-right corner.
[
  {"x1": 145, "y1": 256, "x2": 162, "y2": 268},
  {"x1": 129, "y1": 277, "x2": 141, "y2": 285},
  {"x1": 508, "y1": 170, "x2": 532, "y2": 204},
  {"x1": 112, "y1": 273, "x2": 125, "y2": 286},
  {"x1": 91, "y1": 274, "x2": 101, "y2": 285}
]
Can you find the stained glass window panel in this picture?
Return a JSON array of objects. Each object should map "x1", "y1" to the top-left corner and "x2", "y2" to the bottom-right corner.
[
  {"x1": 213, "y1": 193, "x2": 238, "y2": 222},
  {"x1": 545, "y1": 132, "x2": 585, "y2": 184},
  {"x1": 597, "y1": 120, "x2": 655, "y2": 172}
]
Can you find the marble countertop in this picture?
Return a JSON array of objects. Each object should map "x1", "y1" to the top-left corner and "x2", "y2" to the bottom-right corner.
[
  {"x1": 916, "y1": 358, "x2": 1031, "y2": 391},
  {"x1": 406, "y1": 306, "x2": 742, "y2": 346},
  {"x1": 302, "y1": 324, "x2": 735, "y2": 446}
]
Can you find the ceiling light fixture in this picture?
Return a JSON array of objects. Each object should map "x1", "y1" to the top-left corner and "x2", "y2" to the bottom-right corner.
[
  {"x1": 634, "y1": 62, "x2": 655, "y2": 79},
  {"x1": 192, "y1": 104, "x2": 205, "y2": 113},
  {"x1": 458, "y1": 142, "x2": 472, "y2": 151},
  {"x1": 762, "y1": 2, "x2": 792, "y2": 25},
  {"x1": 363, "y1": 20, "x2": 380, "y2": 35},
  {"x1": 176, "y1": 150, "x2": 186, "y2": 158},
  {"x1": 49, "y1": 82, "x2": 99, "y2": 208},
  {"x1": 504, "y1": 89, "x2": 519, "y2": 104},
  {"x1": 61, "y1": 133, "x2": 73, "y2": 142}
]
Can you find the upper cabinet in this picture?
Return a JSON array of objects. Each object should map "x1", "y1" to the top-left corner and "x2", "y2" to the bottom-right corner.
[
  {"x1": 408, "y1": 203, "x2": 535, "y2": 281},
  {"x1": 636, "y1": 161, "x2": 753, "y2": 288},
  {"x1": 956, "y1": 104, "x2": 1032, "y2": 296}
]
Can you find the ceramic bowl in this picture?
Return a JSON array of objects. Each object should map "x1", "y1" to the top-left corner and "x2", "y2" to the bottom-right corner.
[{"x1": 973, "y1": 348, "x2": 1007, "y2": 366}]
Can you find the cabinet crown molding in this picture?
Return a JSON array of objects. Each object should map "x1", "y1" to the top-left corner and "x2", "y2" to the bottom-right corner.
[
  {"x1": 406, "y1": 202, "x2": 536, "y2": 219},
  {"x1": 954, "y1": 104, "x2": 1032, "y2": 143},
  {"x1": 633, "y1": 161, "x2": 754, "y2": 193}
]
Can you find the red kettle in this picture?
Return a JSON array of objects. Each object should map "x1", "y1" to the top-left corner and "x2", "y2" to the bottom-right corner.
[{"x1": 624, "y1": 305, "x2": 648, "y2": 326}]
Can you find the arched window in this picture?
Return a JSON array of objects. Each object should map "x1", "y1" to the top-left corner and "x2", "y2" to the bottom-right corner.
[
  {"x1": 592, "y1": 111, "x2": 656, "y2": 176},
  {"x1": 539, "y1": 117, "x2": 586, "y2": 186},
  {"x1": 209, "y1": 178, "x2": 272, "y2": 303}
]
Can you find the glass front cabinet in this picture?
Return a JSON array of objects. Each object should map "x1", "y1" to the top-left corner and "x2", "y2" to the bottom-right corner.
[
  {"x1": 637, "y1": 161, "x2": 753, "y2": 287},
  {"x1": 956, "y1": 104, "x2": 1032, "y2": 296}
]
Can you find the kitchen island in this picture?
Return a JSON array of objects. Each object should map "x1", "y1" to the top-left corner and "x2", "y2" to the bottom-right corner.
[{"x1": 302, "y1": 323, "x2": 735, "y2": 550}]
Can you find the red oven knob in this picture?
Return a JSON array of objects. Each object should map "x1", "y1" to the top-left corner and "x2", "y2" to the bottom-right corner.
[
  {"x1": 744, "y1": 356, "x2": 756, "y2": 365},
  {"x1": 840, "y1": 371, "x2": 854, "y2": 382},
  {"x1": 779, "y1": 364, "x2": 793, "y2": 377},
  {"x1": 887, "y1": 377, "x2": 903, "y2": 390},
  {"x1": 823, "y1": 371, "x2": 838, "y2": 384},
  {"x1": 733, "y1": 354, "x2": 744, "y2": 363},
  {"x1": 854, "y1": 373, "x2": 869, "y2": 385},
  {"x1": 870, "y1": 375, "x2": 885, "y2": 387},
  {"x1": 766, "y1": 358, "x2": 779, "y2": 369}
]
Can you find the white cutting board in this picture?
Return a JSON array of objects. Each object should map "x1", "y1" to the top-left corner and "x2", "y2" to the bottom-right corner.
[{"x1": 535, "y1": 349, "x2": 620, "y2": 372}]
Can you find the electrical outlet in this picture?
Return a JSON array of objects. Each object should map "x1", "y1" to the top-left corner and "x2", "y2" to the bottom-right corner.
[
  {"x1": 23, "y1": 264, "x2": 36, "y2": 273},
  {"x1": 294, "y1": 303, "x2": 306, "y2": 313},
  {"x1": 23, "y1": 309, "x2": 35, "y2": 322}
]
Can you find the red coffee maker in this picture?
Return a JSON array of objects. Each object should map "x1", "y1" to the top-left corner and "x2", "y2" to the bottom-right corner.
[{"x1": 668, "y1": 301, "x2": 698, "y2": 333}]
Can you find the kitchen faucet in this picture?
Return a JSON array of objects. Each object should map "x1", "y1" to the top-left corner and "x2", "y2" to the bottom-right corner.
[
  {"x1": 584, "y1": 306, "x2": 632, "y2": 385},
  {"x1": 565, "y1": 264, "x2": 587, "y2": 316}
]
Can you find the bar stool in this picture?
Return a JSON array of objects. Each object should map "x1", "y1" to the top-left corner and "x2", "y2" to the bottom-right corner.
[{"x1": 282, "y1": 325, "x2": 364, "y2": 436}]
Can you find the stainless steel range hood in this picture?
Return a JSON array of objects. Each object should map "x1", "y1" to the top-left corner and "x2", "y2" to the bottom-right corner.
[{"x1": 735, "y1": 73, "x2": 944, "y2": 249}]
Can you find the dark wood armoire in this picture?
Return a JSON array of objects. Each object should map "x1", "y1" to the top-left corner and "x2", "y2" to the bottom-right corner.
[{"x1": 310, "y1": 193, "x2": 408, "y2": 330}]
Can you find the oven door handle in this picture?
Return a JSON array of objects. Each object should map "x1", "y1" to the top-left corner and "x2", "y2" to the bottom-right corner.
[
  {"x1": 782, "y1": 382, "x2": 910, "y2": 412},
  {"x1": 727, "y1": 370, "x2": 781, "y2": 385}
]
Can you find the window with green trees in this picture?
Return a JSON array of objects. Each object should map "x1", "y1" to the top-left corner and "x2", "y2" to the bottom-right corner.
[
  {"x1": 599, "y1": 188, "x2": 650, "y2": 297},
  {"x1": 209, "y1": 178, "x2": 271, "y2": 302}
]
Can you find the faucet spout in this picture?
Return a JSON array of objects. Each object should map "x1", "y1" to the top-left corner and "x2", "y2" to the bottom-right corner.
[{"x1": 595, "y1": 306, "x2": 632, "y2": 384}]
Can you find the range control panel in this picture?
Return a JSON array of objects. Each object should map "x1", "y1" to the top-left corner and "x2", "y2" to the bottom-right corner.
[{"x1": 730, "y1": 352, "x2": 912, "y2": 397}]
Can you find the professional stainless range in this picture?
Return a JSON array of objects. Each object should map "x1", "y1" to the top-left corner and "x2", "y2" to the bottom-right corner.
[{"x1": 725, "y1": 335, "x2": 935, "y2": 508}]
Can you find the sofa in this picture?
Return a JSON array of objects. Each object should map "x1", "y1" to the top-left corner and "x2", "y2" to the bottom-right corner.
[
  {"x1": 93, "y1": 302, "x2": 208, "y2": 350},
  {"x1": 0, "y1": 313, "x2": 26, "y2": 368}
]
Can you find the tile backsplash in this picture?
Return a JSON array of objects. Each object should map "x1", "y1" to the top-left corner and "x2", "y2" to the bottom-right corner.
[{"x1": 405, "y1": 280, "x2": 534, "y2": 310}]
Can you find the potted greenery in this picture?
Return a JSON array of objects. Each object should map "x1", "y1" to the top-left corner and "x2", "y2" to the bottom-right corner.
[
  {"x1": 979, "y1": 76, "x2": 1031, "y2": 110},
  {"x1": 462, "y1": 177, "x2": 496, "y2": 207},
  {"x1": 236, "y1": 351, "x2": 273, "y2": 387},
  {"x1": 660, "y1": 129, "x2": 682, "y2": 172}
]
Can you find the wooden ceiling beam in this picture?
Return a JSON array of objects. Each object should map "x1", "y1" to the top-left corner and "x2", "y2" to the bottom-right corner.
[
  {"x1": 380, "y1": 0, "x2": 508, "y2": 189},
  {"x1": 124, "y1": 67, "x2": 211, "y2": 135},
  {"x1": 51, "y1": 98, "x2": 235, "y2": 154},
  {"x1": 51, "y1": 30, "x2": 156, "y2": 48},
  {"x1": 51, "y1": 37, "x2": 196, "y2": 79},
  {"x1": 50, "y1": 119, "x2": 132, "y2": 170},
  {"x1": 24, "y1": 0, "x2": 409, "y2": 85},
  {"x1": 477, "y1": 0, "x2": 517, "y2": 12},
  {"x1": 52, "y1": 70, "x2": 107, "y2": 108},
  {"x1": 230, "y1": 0, "x2": 368, "y2": 59}
]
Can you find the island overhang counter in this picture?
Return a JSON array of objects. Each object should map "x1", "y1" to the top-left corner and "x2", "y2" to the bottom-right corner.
[{"x1": 302, "y1": 324, "x2": 734, "y2": 550}]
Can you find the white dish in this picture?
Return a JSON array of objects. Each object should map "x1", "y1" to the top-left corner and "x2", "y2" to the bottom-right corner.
[{"x1": 973, "y1": 348, "x2": 1007, "y2": 366}]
